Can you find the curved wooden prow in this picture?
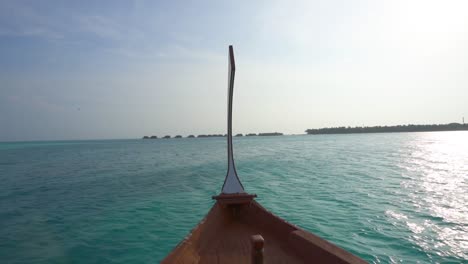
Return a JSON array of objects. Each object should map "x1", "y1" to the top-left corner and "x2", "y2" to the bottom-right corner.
[
  {"x1": 220, "y1": 45, "x2": 245, "y2": 195},
  {"x1": 162, "y1": 46, "x2": 367, "y2": 264}
]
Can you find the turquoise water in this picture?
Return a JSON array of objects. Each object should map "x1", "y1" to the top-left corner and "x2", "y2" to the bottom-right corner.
[{"x1": 0, "y1": 132, "x2": 467, "y2": 263}]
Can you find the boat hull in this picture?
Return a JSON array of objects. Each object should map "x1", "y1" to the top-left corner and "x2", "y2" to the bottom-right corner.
[{"x1": 162, "y1": 200, "x2": 367, "y2": 263}]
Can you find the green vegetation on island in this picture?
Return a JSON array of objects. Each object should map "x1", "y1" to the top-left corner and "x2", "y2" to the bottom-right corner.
[{"x1": 305, "y1": 123, "x2": 468, "y2": 135}]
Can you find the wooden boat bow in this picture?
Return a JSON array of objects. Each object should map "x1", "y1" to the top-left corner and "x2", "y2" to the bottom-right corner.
[{"x1": 161, "y1": 46, "x2": 367, "y2": 264}]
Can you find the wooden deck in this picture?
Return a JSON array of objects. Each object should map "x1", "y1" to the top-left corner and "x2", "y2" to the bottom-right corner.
[{"x1": 162, "y1": 200, "x2": 367, "y2": 263}]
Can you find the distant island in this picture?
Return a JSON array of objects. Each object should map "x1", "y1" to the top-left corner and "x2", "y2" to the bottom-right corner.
[
  {"x1": 142, "y1": 132, "x2": 284, "y2": 139},
  {"x1": 259, "y1": 132, "x2": 283, "y2": 136},
  {"x1": 305, "y1": 123, "x2": 468, "y2": 135},
  {"x1": 197, "y1": 134, "x2": 225, "y2": 138}
]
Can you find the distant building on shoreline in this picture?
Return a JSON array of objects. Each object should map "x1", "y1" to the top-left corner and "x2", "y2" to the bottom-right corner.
[
  {"x1": 258, "y1": 132, "x2": 283, "y2": 136},
  {"x1": 142, "y1": 132, "x2": 285, "y2": 139}
]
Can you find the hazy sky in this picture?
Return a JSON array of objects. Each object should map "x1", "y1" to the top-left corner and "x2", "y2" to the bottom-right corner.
[{"x1": 1, "y1": 0, "x2": 467, "y2": 141}]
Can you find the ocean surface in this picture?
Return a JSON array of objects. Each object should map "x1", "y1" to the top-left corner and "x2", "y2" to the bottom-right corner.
[{"x1": 0, "y1": 132, "x2": 467, "y2": 263}]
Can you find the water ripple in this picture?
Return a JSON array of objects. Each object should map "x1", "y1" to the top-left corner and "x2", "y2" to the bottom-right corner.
[{"x1": 0, "y1": 134, "x2": 467, "y2": 263}]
